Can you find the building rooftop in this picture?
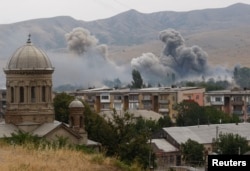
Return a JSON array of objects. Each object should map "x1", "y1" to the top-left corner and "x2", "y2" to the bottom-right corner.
[
  {"x1": 32, "y1": 120, "x2": 62, "y2": 137},
  {"x1": 4, "y1": 36, "x2": 54, "y2": 72},
  {"x1": 163, "y1": 122, "x2": 250, "y2": 145},
  {"x1": 0, "y1": 121, "x2": 19, "y2": 138},
  {"x1": 152, "y1": 138, "x2": 178, "y2": 152}
]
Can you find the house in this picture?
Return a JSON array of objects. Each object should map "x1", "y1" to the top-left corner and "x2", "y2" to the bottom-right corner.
[{"x1": 152, "y1": 123, "x2": 250, "y2": 169}]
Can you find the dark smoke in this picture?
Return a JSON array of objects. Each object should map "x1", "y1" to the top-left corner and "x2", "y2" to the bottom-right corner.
[
  {"x1": 131, "y1": 28, "x2": 232, "y2": 85},
  {"x1": 159, "y1": 29, "x2": 209, "y2": 76}
]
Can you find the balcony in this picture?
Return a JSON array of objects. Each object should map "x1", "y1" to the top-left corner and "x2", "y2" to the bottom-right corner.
[
  {"x1": 159, "y1": 99, "x2": 169, "y2": 104},
  {"x1": 231, "y1": 101, "x2": 244, "y2": 105},
  {"x1": 232, "y1": 110, "x2": 243, "y2": 115},
  {"x1": 114, "y1": 99, "x2": 122, "y2": 103},
  {"x1": 141, "y1": 98, "x2": 152, "y2": 102},
  {"x1": 210, "y1": 101, "x2": 224, "y2": 105},
  {"x1": 159, "y1": 108, "x2": 169, "y2": 113}
]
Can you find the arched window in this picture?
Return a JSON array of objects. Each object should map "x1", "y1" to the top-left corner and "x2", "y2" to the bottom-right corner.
[
  {"x1": 11, "y1": 87, "x2": 14, "y2": 103},
  {"x1": 80, "y1": 116, "x2": 83, "y2": 128},
  {"x1": 42, "y1": 86, "x2": 46, "y2": 102},
  {"x1": 70, "y1": 116, "x2": 74, "y2": 127},
  {"x1": 20, "y1": 87, "x2": 24, "y2": 103},
  {"x1": 31, "y1": 86, "x2": 36, "y2": 102}
]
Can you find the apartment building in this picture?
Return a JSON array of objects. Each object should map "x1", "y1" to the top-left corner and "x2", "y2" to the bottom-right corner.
[
  {"x1": 73, "y1": 86, "x2": 205, "y2": 122},
  {"x1": 204, "y1": 89, "x2": 250, "y2": 121}
]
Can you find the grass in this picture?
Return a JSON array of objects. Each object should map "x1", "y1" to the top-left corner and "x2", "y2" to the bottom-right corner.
[{"x1": 0, "y1": 141, "x2": 141, "y2": 171}]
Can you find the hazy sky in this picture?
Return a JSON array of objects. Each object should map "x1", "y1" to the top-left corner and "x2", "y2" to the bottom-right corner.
[{"x1": 0, "y1": 0, "x2": 250, "y2": 24}]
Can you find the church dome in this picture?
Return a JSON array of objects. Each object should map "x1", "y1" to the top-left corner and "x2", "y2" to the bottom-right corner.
[
  {"x1": 4, "y1": 35, "x2": 54, "y2": 73},
  {"x1": 69, "y1": 99, "x2": 84, "y2": 108}
]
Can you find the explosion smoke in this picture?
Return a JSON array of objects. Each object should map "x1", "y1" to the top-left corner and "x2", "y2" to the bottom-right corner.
[
  {"x1": 131, "y1": 28, "x2": 232, "y2": 85},
  {"x1": 159, "y1": 29, "x2": 209, "y2": 76},
  {"x1": 65, "y1": 27, "x2": 98, "y2": 55},
  {"x1": 51, "y1": 27, "x2": 130, "y2": 87}
]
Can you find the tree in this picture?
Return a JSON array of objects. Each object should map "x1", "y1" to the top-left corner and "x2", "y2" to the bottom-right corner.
[
  {"x1": 213, "y1": 133, "x2": 249, "y2": 155},
  {"x1": 180, "y1": 139, "x2": 205, "y2": 166},
  {"x1": 102, "y1": 78, "x2": 122, "y2": 88},
  {"x1": 175, "y1": 101, "x2": 206, "y2": 126},
  {"x1": 53, "y1": 92, "x2": 74, "y2": 123},
  {"x1": 158, "y1": 116, "x2": 173, "y2": 127},
  {"x1": 204, "y1": 106, "x2": 240, "y2": 124},
  {"x1": 131, "y1": 69, "x2": 143, "y2": 88},
  {"x1": 175, "y1": 101, "x2": 240, "y2": 126},
  {"x1": 4, "y1": 130, "x2": 41, "y2": 145},
  {"x1": 233, "y1": 66, "x2": 250, "y2": 88},
  {"x1": 83, "y1": 102, "x2": 117, "y2": 155}
]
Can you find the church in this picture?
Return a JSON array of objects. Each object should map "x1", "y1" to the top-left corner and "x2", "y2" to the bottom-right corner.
[{"x1": 0, "y1": 35, "x2": 98, "y2": 146}]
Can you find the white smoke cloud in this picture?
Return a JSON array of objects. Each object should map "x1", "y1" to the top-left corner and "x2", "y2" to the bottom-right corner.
[{"x1": 51, "y1": 27, "x2": 131, "y2": 88}]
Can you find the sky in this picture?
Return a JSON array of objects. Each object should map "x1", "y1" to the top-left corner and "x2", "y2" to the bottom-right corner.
[{"x1": 0, "y1": 0, "x2": 250, "y2": 24}]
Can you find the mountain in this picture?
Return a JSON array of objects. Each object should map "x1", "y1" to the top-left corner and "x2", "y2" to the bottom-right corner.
[{"x1": 0, "y1": 3, "x2": 250, "y2": 88}]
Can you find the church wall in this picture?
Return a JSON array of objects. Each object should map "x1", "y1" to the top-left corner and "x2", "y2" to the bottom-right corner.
[
  {"x1": 44, "y1": 127, "x2": 81, "y2": 145},
  {"x1": 5, "y1": 72, "x2": 54, "y2": 124}
]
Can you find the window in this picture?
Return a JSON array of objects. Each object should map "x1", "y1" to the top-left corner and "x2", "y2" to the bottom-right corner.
[
  {"x1": 215, "y1": 97, "x2": 221, "y2": 102},
  {"x1": 114, "y1": 103, "x2": 122, "y2": 110},
  {"x1": 80, "y1": 116, "x2": 83, "y2": 128},
  {"x1": 160, "y1": 94, "x2": 167, "y2": 100},
  {"x1": 170, "y1": 155, "x2": 174, "y2": 164},
  {"x1": 129, "y1": 102, "x2": 139, "y2": 109},
  {"x1": 114, "y1": 95, "x2": 122, "y2": 100},
  {"x1": 102, "y1": 103, "x2": 110, "y2": 109},
  {"x1": 206, "y1": 96, "x2": 210, "y2": 103},
  {"x1": 143, "y1": 95, "x2": 151, "y2": 100},
  {"x1": 31, "y1": 86, "x2": 36, "y2": 102},
  {"x1": 11, "y1": 87, "x2": 14, "y2": 103},
  {"x1": 159, "y1": 104, "x2": 168, "y2": 108},
  {"x1": 20, "y1": 87, "x2": 24, "y2": 103},
  {"x1": 234, "y1": 96, "x2": 242, "y2": 102},
  {"x1": 2, "y1": 92, "x2": 6, "y2": 99},
  {"x1": 172, "y1": 96, "x2": 175, "y2": 101},
  {"x1": 101, "y1": 96, "x2": 109, "y2": 100},
  {"x1": 42, "y1": 86, "x2": 46, "y2": 102},
  {"x1": 70, "y1": 117, "x2": 74, "y2": 127},
  {"x1": 143, "y1": 101, "x2": 152, "y2": 109},
  {"x1": 129, "y1": 95, "x2": 138, "y2": 101}
]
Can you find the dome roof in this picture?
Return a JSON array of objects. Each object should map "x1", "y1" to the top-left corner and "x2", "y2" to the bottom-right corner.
[
  {"x1": 4, "y1": 36, "x2": 54, "y2": 72},
  {"x1": 69, "y1": 99, "x2": 84, "y2": 108}
]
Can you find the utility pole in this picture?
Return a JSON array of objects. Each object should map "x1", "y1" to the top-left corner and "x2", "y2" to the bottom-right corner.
[{"x1": 216, "y1": 126, "x2": 219, "y2": 140}]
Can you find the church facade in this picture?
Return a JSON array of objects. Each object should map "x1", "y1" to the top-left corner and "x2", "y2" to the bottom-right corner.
[{"x1": 1, "y1": 36, "x2": 95, "y2": 146}]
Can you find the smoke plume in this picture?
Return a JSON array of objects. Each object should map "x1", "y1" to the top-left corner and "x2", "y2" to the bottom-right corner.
[
  {"x1": 131, "y1": 28, "x2": 232, "y2": 85},
  {"x1": 65, "y1": 27, "x2": 98, "y2": 55},
  {"x1": 51, "y1": 27, "x2": 130, "y2": 87}
]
